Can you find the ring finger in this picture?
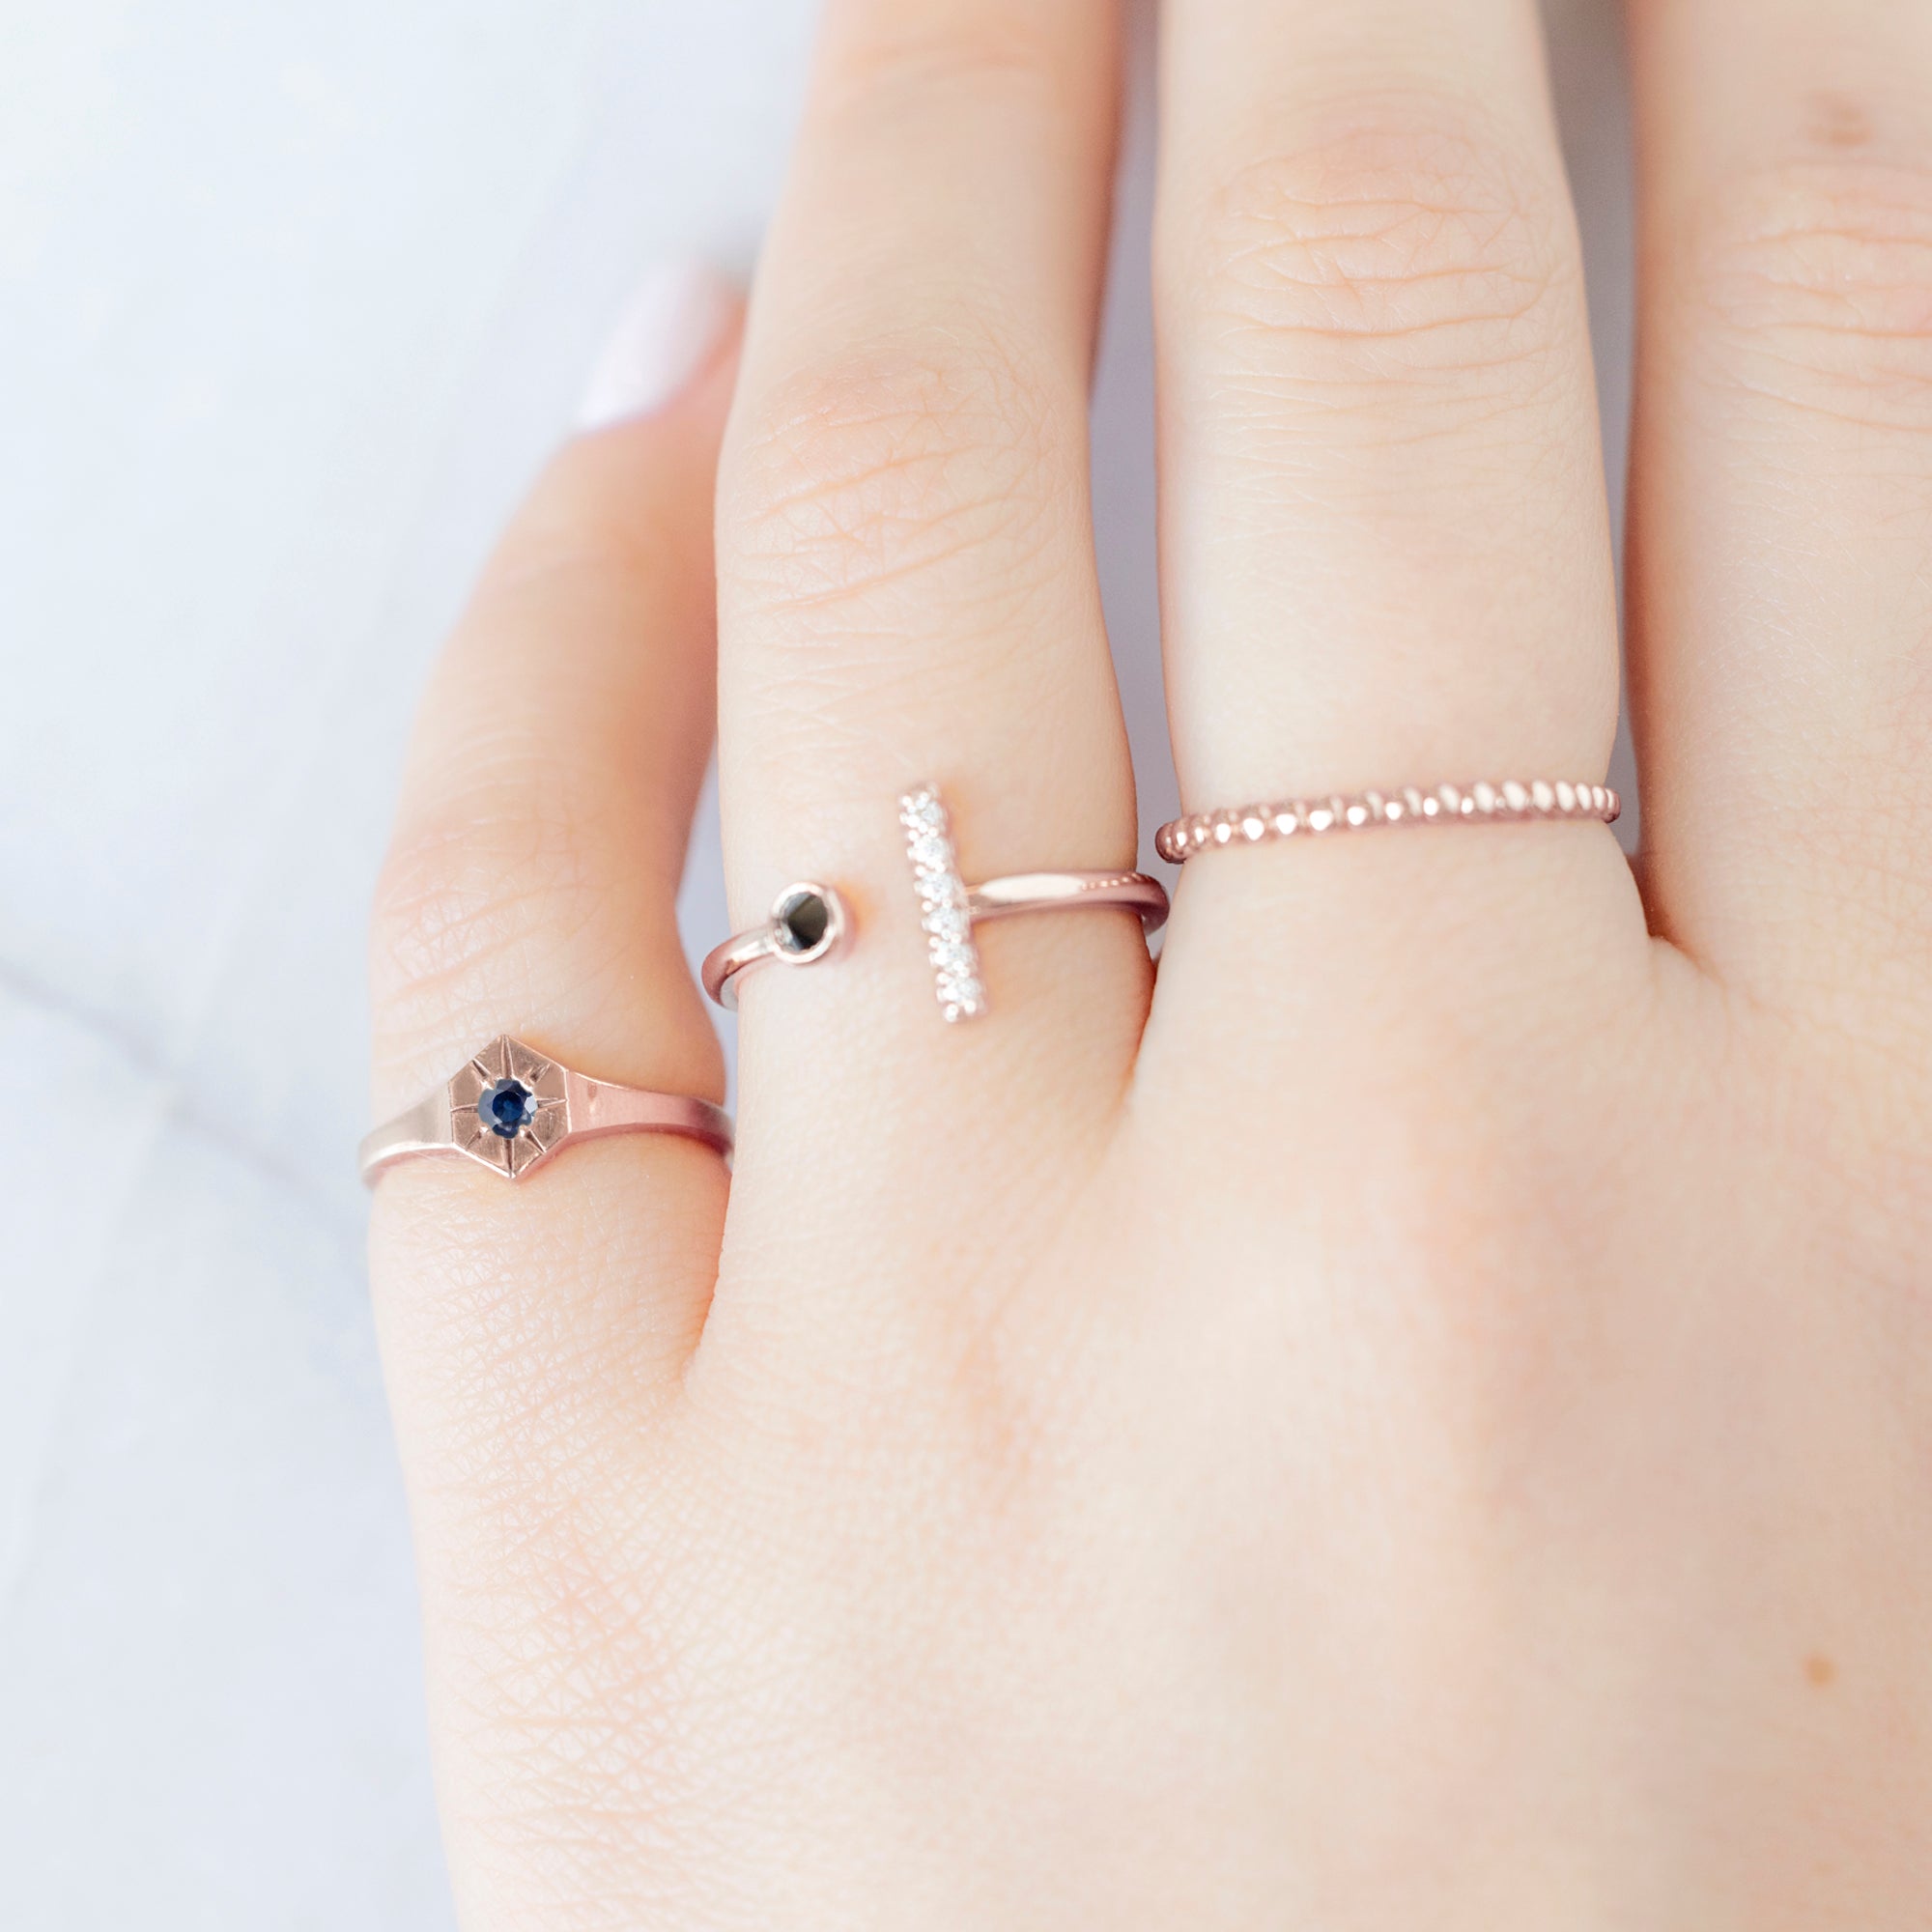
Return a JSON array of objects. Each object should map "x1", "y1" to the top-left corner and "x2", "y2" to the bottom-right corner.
[{"x1": 711, "y1": 1, "x2": 1148, "y2": 1337}]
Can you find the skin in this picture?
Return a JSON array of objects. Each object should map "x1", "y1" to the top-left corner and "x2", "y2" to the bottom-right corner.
[{"x1": 367, "y1": 0, "x2": 1932, "y2": 1924}]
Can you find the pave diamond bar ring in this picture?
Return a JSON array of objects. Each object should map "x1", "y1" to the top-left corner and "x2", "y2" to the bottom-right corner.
[
  {"x1": 897, "y1": 785, "x2": 1167, "y2": 1021},
  {"x1": 1155, "y1": 779, "x2": 1620, "y2": 864},
  {"x1": 359, "y1": 1034, "x2": 732, "y2": 1185},
  {"x1": 700, "y1": 785, "x2": 1169, "y2": 1022}
]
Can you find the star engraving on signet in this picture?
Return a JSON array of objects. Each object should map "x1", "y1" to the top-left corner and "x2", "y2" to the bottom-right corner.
[{"x1": 446, "y1": 1036, "x2": 569, "y2": 1179}]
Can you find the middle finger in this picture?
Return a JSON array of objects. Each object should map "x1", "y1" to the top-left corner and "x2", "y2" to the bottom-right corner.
[{"x1": 1156, "y1": 0, "x2": 1620, "y2": 810}]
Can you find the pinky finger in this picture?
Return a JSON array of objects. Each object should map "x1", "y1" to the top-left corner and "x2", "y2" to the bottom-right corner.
[{"x1": 368, "y1": 264, "x2": 741, "y2": 1448}]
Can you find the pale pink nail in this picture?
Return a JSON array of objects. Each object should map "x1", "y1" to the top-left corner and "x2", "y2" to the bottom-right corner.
[{"x1": 576, "y1": 260, "x2": 736, "y2": 431}]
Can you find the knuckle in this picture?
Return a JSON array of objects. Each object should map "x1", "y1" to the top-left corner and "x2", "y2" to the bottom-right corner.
[
  {"x1": 370, "y1": 783, "x2": 611, "y2": 1039},
  {"x1": 1686, "y1": 155, "x2": 1932, "y2": 431},
  {"x1": 824, "y1": 11, "x2": 1066, "y2": 115},
  {"x1": 1179, "y1": 101, "x2": 1575, "y2": 396},
  {"x1": 724, "y1": 333, "x2": 1069, "y2": 625}
]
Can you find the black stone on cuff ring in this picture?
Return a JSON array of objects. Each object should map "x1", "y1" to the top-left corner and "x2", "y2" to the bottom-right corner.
[{"x1": 701, "y1": 880, "x2": 852, "y2": 1011}]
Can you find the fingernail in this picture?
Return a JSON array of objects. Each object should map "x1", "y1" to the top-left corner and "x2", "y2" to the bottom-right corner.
[{"x1": 576, "y1": 260, "x2": 737, "y2": 431}]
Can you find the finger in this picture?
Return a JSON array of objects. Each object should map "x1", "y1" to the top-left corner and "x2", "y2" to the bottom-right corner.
[
  {"x1": 1628, "y1": 2, "x2": 1932, "y2": 1008},
  {"x1": 1154, "y1": 0, "x2": 1621, "y2": 810},
  {"x1": 715, "y1": 0, "x2": 1144, "y2": 1104},
  {"x1": 369, "y1": 270, "x2": 740, "y2": 1456},
  {"x1": 708, "y1": 2, "x2": 1150, "y2": 1348}
]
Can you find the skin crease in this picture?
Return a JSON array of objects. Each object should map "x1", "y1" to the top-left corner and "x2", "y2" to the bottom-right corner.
[{"x1": 369, "y1": 0, "x2": 1932, "y2": 1926}]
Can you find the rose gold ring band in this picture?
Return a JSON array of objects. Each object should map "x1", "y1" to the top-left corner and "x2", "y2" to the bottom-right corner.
[
  {"x1": 1156, "y1": 779, "x2": 1620, "y2": 865},
  {"x1": 702, "y1": 783, "x2": 1169, "y2": 1024},
  {"x1": 359, "y1": 1034, "x2": 731, "y2": 1185}
]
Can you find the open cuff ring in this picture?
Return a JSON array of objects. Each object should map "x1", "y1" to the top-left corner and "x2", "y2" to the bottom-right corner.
[
  {"x1": 358, "y1": 1034, "x2": 732, "y2": 1184},
  {"x1": 701, "y1": 783, "x2": 1169, "y2": 1022}
]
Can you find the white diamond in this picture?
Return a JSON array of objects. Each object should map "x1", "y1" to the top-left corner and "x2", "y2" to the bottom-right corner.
[{"x1": 941, "y1": 983, "x2": 986, "y2": 1021}]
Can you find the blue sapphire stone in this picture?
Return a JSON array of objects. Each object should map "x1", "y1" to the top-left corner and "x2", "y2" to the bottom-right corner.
[{"x1": 477, "y1": 1077, "x2": 537, "y2": 1139}]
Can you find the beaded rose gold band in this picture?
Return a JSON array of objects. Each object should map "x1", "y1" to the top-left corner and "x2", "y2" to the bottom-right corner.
[{"x1": 1155, "y1": 779, "x2": 1620, "y2": 865}]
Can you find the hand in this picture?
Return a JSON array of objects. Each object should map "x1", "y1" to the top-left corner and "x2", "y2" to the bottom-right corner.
[{"x1": 367, "y1": 0, "x2": 1932, "y2": 1923}]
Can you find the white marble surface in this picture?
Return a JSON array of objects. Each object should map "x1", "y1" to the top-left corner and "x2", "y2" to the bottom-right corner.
[{"x1": 0, "y1": 1, "x2": 1633, "y2": 1921}]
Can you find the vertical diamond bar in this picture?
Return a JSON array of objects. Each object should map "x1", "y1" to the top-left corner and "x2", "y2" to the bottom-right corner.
[{"x1": 899, "y1": 784, "x2": 986, "y2": 1022}]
